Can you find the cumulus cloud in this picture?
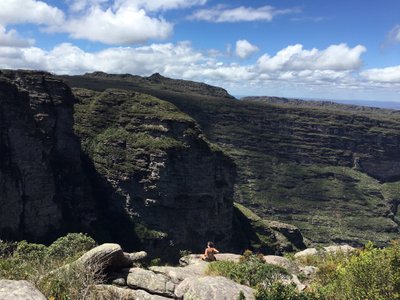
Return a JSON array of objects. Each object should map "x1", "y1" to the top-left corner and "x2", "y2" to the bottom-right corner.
[
  {"x1": 60, "y1": 3, "x2": 173, "y2": 45},
  {"x1": 0, "y1": 25, "x2": 34, "y2": 47},
  {"x1": 0, "y1": 0, "x2": 64, "y2": 26},
  {"x1": 236, "y1": 40, "x2": 259, "y2": 59},
  {"x1": 3, "y1": 40, "x2": 399, "y2": 100},
  {"x1": 189, "y1": 5, "x2": 300, "y2": 22},
  {"x1": 361, "y1": 66, "x2": 400, "y2": 83},
  {"x1": 257, "y1": 43, "x2": 366, "y2": 72}
]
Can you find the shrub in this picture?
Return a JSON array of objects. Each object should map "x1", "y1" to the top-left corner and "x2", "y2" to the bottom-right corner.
[
  {"x1": 15, "y1": 240, "x2": 48, "y2": 262},
  {"x1": 255, "y1": 282, "x2": 316, "y2": 300},
  {"x1": 314, "y1": 241, "x2": 400, "y2": 300},
  {"x1": 47, "y1": 233, "x2": 96, "y2": 260},
  {"x1": 207, "y1": 253, "x2": 288, "y2": 288}
]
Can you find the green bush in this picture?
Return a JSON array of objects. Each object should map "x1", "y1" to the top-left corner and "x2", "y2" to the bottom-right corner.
[
  {"x1": 207, "y1": 253, "x2": 288, "y2": 288},
  {"x1": 15, "y1": 241, "x2": 48, "y2": 262},
  {"x1": 310, "y1": 241, "x2": 400, "y2": 300},
  {"x1": 47, "y1": 233, "x2": 96, "y2": 260},
  {"x1": 0, "y1": 233, "x2": 99, "y2": 299},
  {"x1": 255, "y1": 282, "x2": 316, "y2": 300}
]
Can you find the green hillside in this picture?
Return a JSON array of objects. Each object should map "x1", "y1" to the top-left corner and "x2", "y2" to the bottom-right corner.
[{"x1": 61, "y1": 73, "x2": 400, "y2": 246}]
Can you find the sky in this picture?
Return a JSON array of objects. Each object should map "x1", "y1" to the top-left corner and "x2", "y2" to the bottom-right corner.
[{"x1": 0, "y1": 0, "x2": 400, "y2": 102}]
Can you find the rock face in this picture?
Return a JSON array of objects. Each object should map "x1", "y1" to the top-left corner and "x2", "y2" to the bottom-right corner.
[
  {"x1": 73, "y1": 88, "x2": 236, "y2": 255},
  {"x1": 0, "y1": 70, "x2": 95, "y2": 241},
  {"x1": 0, "y1": 280, "x2": 46, "y2": 300},
  {"x1": 61, "y1": 72, "x2": 400, "y2": 246}
]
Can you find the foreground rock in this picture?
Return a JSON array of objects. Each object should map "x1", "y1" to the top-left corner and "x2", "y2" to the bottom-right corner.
[
  {"x1": 0, "y1": 280, "x2": 46, "y2": 300},
  {"x1": 263, "y1": 255, "x2": 299, "y2": 274},
  {"x1": 91, "y1": 285, "x2": 170, "y2": 300},
  {"x1": 175, "y1": 276, "x2": 255, "y2": 300},
  {"x1": 77, "y1": 243, "x2": 132, "y2": 271},
  {"x1": 127, "y1": 268, "x2": 175, "y2": 297}
]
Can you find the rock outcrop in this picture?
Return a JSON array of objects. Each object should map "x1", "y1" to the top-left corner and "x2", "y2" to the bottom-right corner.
[
  {"x1": 0, "y1": 280, "x2": 46, "y2": 300},
  {"x1": 0, "y1": 70, "x2": 95, "y2": 241}
]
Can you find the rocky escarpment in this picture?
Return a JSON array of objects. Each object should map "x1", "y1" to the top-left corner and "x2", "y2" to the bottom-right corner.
[
  {"x1": 0, "y1": 70, "x2": 95, "y2": 241},
  {"x1": 61, "y1": 72, "x2": 400, "y2": 246},
  {"x1": 73, "y1": 88, "x2": 236, "y2": 256}
]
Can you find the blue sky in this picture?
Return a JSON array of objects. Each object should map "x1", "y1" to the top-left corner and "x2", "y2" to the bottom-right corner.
[{"x1": 1, "y1": 0, "x2": 400, "y2": 102}]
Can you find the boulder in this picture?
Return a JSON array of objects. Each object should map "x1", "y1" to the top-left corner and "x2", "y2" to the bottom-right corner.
[
  {"x1": 263, "y1": 255, "x2": 299, "y2": 273},
  {"x1": 175, "y1": 276, "x2": 255, "y2": 300},
  {"x1": 150, "y1": 263, "x2": 207, "y2": 284},
  {"x1": 323, "y1": 245, "x2": 355, "y2": 254},
  {"x1": 77, "y1": 243, "x2": 132, "y2": 272},
  {"x1": 127, "y1": 268, "x2": 175, "y2": 297},
  {"x1": 0, "y1": 280, "x2": 46, "y2": 300},
  {"x1": 294, "y1": 248, "x2": 318, "y2": 259},
  {"x1": 90, "y1": 284, "x2": 170, "y2": 300},
  {"x1": 128, "y1": 251, "x2": 148, "y2": 262},
  {"x1": 269, "y1": 221, "x2": 306, "y2": 250}
]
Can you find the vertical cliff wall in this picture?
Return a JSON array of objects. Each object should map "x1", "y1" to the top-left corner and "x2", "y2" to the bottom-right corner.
[
  {"x1": 0, "y1": 71, "x2": 95, "y2": 241},
  {"x1": 73, "y1": 88, "x2": 236, "y2": 254}
]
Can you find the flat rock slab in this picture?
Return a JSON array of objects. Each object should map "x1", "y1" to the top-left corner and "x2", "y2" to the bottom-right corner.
[
  {"x1": 175, "y1": 276, "x2": 255, "y2": 300},
  {"x1": 150, "y1": 263, "x2": 208, "y2": 283},
  {"x1": 91, "y1": 284, "x2": 170, "y2": 300},
  {"x1": 263, "y1": 255, "x2": 299, "y2": 273},
  {"x1": 323, "y1": 245, "x2": 355, "y2": 254},
  {"x1": 127, "y1": 267, "x2": 175, "y2": 297},
  {"x1": 294, "y1": 248, "x2": 318, "y2": 259},
  {"x1": 0, "y1": 280, "x2": 46, "y2": 300}
]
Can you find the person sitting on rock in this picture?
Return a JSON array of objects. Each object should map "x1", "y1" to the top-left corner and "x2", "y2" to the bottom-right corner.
[{"x1": 202, "y1": 241, "x2": 219, "y2": 261}]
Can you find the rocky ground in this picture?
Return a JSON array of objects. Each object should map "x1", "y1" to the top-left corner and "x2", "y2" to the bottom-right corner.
[{"x1": 0, "y1": 243, "x2": 356, "y2": 300}]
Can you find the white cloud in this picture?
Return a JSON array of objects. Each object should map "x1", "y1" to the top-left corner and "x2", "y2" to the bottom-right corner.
[
  {"x1": 387, "y1": 25, "x2": 400, "y2": 44},
  {"x1": 0, "y1": 25, "x2": 34, "y2": 47},
  {"x1": 67, "y1": 0, "x2": 207, "y2": 12},
  {"x1": 1, "y1": 40, "x2": 399, "y2": 101},
  {"x1": 361, "y1": 66, "x2": 400, "y2": 83},
  {"x1": 189, "y1": 5, "x2": 300, "y2": 22},
  {"x1": 235, "y1": 40, "x2": 259, "y2": 59},
  {"x1": 0, "y1": 0, "x2": 64, "y2": 26},
  {"x1": 60, "y1": 4, "x2": 173, "y2": 45},
  {"x1": 119, "y1": 0, "x2": 207, "y2": 11},
  {"x1": 257, "y1": 43, "x2": 366, "y2": 71}
]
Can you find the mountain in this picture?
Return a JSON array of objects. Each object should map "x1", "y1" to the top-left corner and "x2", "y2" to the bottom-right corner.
[
  {"x1": 61, "y1": 72, "x2": 400, "y2": 247},
  {"x1": 1, "y1": 70, "x2": 303, "y2": 260}
]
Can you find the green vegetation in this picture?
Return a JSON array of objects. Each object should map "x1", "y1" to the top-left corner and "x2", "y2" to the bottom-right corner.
[
  {"x1": 308, "y1": 242, "x2": 400, "y2": 300},
  {"x1": 207, "y1": 252, "x2": 288, "y2": 287},
  {"x1": 0, "y1": 233, "x2": 99, "y2": 299},
  {"x1": 207, "y1": 242, "x2": 400, "y2": 300}
]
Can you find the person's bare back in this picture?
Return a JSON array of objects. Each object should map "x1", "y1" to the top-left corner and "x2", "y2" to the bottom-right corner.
[{"x1": 202, "y1": 241, "x2": 219, "y2": 262}]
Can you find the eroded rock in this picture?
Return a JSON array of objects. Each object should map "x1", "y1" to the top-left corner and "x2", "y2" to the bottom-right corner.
[
  {"x1": 175, "y1": 276, "x2": 255, "y2": 300},
  {"x1": 0, "y1": 280, "x2": 46, "y2": 300},
  {"x1": 127, "y1": 268, "x2": 175, "y2": 297}
]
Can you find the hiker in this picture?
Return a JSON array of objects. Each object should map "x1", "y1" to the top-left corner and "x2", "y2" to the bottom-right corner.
[{"x1": 202, "y1": 241, "x2": 219, "y2": 261}]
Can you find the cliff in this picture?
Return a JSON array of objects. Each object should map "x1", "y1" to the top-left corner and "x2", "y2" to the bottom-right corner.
[
  {"x1": 72, "y1": 88, "x2": 236, "y2": 255},
  {"x1": 61, "y1": 72, "x2": 400, "y2": 246},
  {"x1": 0, "y1": 70, "x2": 96, "y2": 241}
]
